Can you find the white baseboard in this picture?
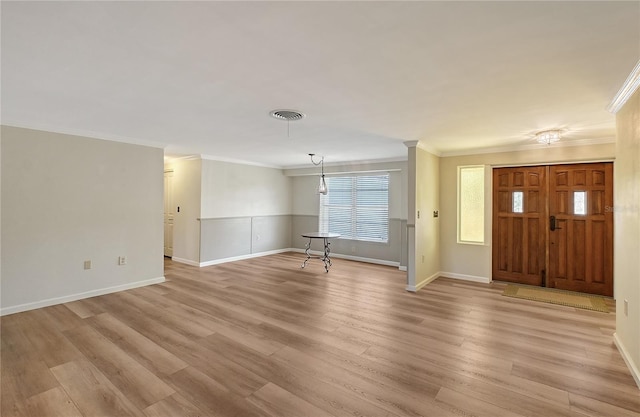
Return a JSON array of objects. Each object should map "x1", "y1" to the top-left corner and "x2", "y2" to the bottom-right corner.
[
  {"x1": 289, "y1": 248, "x2": 400, "y2": 268},
  {"x1": 439, "y1": 271, "x2": 492, "y2": 284},
  {"x1": 406, "y1": 271, "x2": 440, "y2": 292},
  {"x1": 199, "y1": 248, "x2": 292, "y2": 267},
  {"x1": 0, "y1": 276, "x2": 166, "y2": 316},
  {"x1": 614, "y1": 332, "x2": 640, "y2": 389},
  {"x1": 178, "y1": 248, "x2": 402, "y2": 270},
  {"x1": 171, "y1": 257, "x2": 200, "y2": 267}
]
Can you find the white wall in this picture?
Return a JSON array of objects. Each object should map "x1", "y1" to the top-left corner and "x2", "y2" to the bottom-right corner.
[
  {"x1": 197, "y1": 159, "x2": 293, "y2": 264},
  {"x1": 407, "y1": 145, "x2": 440, "y2": 290},
  {"x1": 292, "y1": 175, "x2": 321, "y2": 216},
  {"x1": 165, "y1": 158, "x2": 202, "y2": 265},
  {"x1": 1, "y1": 126, "x2": 164, "y2": 315},
  {"x1": 439, "y1": 143, "x2": 616, "y2": 281},
  {"x1": 201, "y1": 159, "x2": 292, "y2": 218},
  {"x1": 613, "y1": 87, "x2": 640, "y2": 387}
]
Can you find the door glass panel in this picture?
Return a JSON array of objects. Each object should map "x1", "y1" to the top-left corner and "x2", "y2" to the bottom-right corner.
[
  {"x1": 574, "y1": 191, "x2": 587, "y2": 215},
  {"x1": 512, "y1": 191, "x2": 523, "y2": 213}
]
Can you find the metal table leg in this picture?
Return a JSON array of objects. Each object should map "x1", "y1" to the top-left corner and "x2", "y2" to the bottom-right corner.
[
  {"x1": 321, "y1": 237, "x2": 332, "y2": 272},
  {"x1": 301, "y1": 238, "x2": 312, "y2": 268}
]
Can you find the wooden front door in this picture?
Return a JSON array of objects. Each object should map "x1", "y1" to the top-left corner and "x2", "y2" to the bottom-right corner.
[
  {"x1": 492, "y1": 163, "x2": 613, "y2": 296},
  {"x1": 548, "y1": 163, "x2": 613, "y2": 296},
  {"x1": 492, "y1": 166, "x2": 547, "y2": 286}
]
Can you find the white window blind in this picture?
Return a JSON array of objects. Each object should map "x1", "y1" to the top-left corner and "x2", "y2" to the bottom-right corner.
[{"x1": 319, "y1": 174, "x2": 389, "y2": 243}]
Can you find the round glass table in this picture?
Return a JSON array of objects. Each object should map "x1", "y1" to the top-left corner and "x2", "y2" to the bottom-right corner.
[{"x1": 300, "y1": 232, "x2": 341, "y2": 272}]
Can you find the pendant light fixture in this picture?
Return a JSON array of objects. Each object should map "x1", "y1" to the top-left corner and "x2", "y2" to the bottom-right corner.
[{"x1": 309, "y1": 153, "x2": 327, "y2": 195}]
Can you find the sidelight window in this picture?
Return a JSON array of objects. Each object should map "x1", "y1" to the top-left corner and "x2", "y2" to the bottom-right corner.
[{"x1": 457, "y1": 165, "x2": 485, "y2": 244}]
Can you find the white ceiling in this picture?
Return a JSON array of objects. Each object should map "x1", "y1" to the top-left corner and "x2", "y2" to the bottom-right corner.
[{"x1": 2, "y1": 1, "x2": 638, "y2": 168}]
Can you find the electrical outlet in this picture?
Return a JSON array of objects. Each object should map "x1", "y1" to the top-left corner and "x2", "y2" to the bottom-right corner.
[
  {"x1": 417, "y1": 210, "x2": 420, "y2": 219},
  {"x1": 118, "y1": 256, "x2": 127, "y2": 266},
  {"x1": 624, "y1": 299, "x2": 629, "y2": 317},
  {"x1": 84, "y1": 260, "x2": 92, "y2": 270},
  {"x1": 421, "y1": 255, "x2": 425, "y2": 263}
]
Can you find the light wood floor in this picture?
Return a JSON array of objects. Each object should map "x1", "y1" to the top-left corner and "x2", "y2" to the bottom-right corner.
[{"x1": 2, "y1": 252, "x2": 639, "y2": 417}]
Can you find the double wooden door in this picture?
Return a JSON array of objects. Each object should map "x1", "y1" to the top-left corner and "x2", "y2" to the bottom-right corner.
[{"x1": 492, "y1": 163, "x2": 613, "y2": 296}]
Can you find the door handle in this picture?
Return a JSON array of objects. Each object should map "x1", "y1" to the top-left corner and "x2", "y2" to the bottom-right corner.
[{"x1": 550, "y1": 215, "x2": 562, "y2": 231}]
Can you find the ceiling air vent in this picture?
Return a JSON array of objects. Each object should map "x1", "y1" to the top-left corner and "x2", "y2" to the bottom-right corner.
[{"x1": 269, "y1": 109, "x2": 305, "y2": 121}]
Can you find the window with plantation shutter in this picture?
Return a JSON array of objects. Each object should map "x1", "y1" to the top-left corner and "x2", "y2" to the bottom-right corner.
[{"x1": 319, "y1": 174, "x2": 389, "y2": 242}]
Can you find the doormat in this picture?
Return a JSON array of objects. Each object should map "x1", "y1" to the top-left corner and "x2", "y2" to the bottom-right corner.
[{"x1": 502, "y1": 285, "x2": 609, "y2": 313}]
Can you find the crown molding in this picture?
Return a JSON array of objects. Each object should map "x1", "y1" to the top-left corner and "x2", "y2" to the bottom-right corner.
[
  {"x1": 199, "y1": 154, "x2": 282, "y2": 169},
  {"x1": 164, "y1": 154, "x2": 201, "y2": 163},
  {"x1": 607, "y1": 59, "x2": 640, "y2": 114},
  {"x1": 403, "y1": 140, "x2": 442, "y2": 156},
  {"x1": 283, "y1": 158, "x2": 407, "y2": 176},
  {"x1": 440, "y1": 136, "x2": 615, "y2": 158},
  {"x1": 416, "y1": 141, "x2": 442, "y2": 157},
  {"x1": 1, "y1": 122, "x2": 166, "y2": 149}
]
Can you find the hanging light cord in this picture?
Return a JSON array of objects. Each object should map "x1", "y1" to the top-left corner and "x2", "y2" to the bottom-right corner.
[{"x1": 309, "y1": 153, "x2": 323, "y2": 166}]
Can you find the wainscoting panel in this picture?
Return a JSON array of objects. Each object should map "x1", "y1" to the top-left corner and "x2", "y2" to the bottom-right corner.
[
  {"x1": 200, "y1": 215, "x2": 293, "y2": 264},
  {"x1": 201, "y1": 215, "x2": 406, "y2": 268},
  {"x1": 291, "y1": 215, "x2": 406, "y2": 266},
  {"x1": 200, "y1": 217, "x2": 252, "y2": 262},
  {"x1": 251, "y1": 215, "x2": 292, "y2": 254}
]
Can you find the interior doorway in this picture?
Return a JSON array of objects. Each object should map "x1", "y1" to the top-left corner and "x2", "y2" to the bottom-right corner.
[{"x1": 492, "y1": 162, "x2": 613, "y2": 296}]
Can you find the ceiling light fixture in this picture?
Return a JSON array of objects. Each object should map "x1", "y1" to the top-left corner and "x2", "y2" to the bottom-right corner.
[
  {"x1": 270, "y1": 109, "x2": 305, "y2": 138},
  {"x1": 309, "y1": 153, "x2": 327, "y2": 195},
  {"x1": 535, "y1": 130, "x2": 561, "y2": 145}
]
